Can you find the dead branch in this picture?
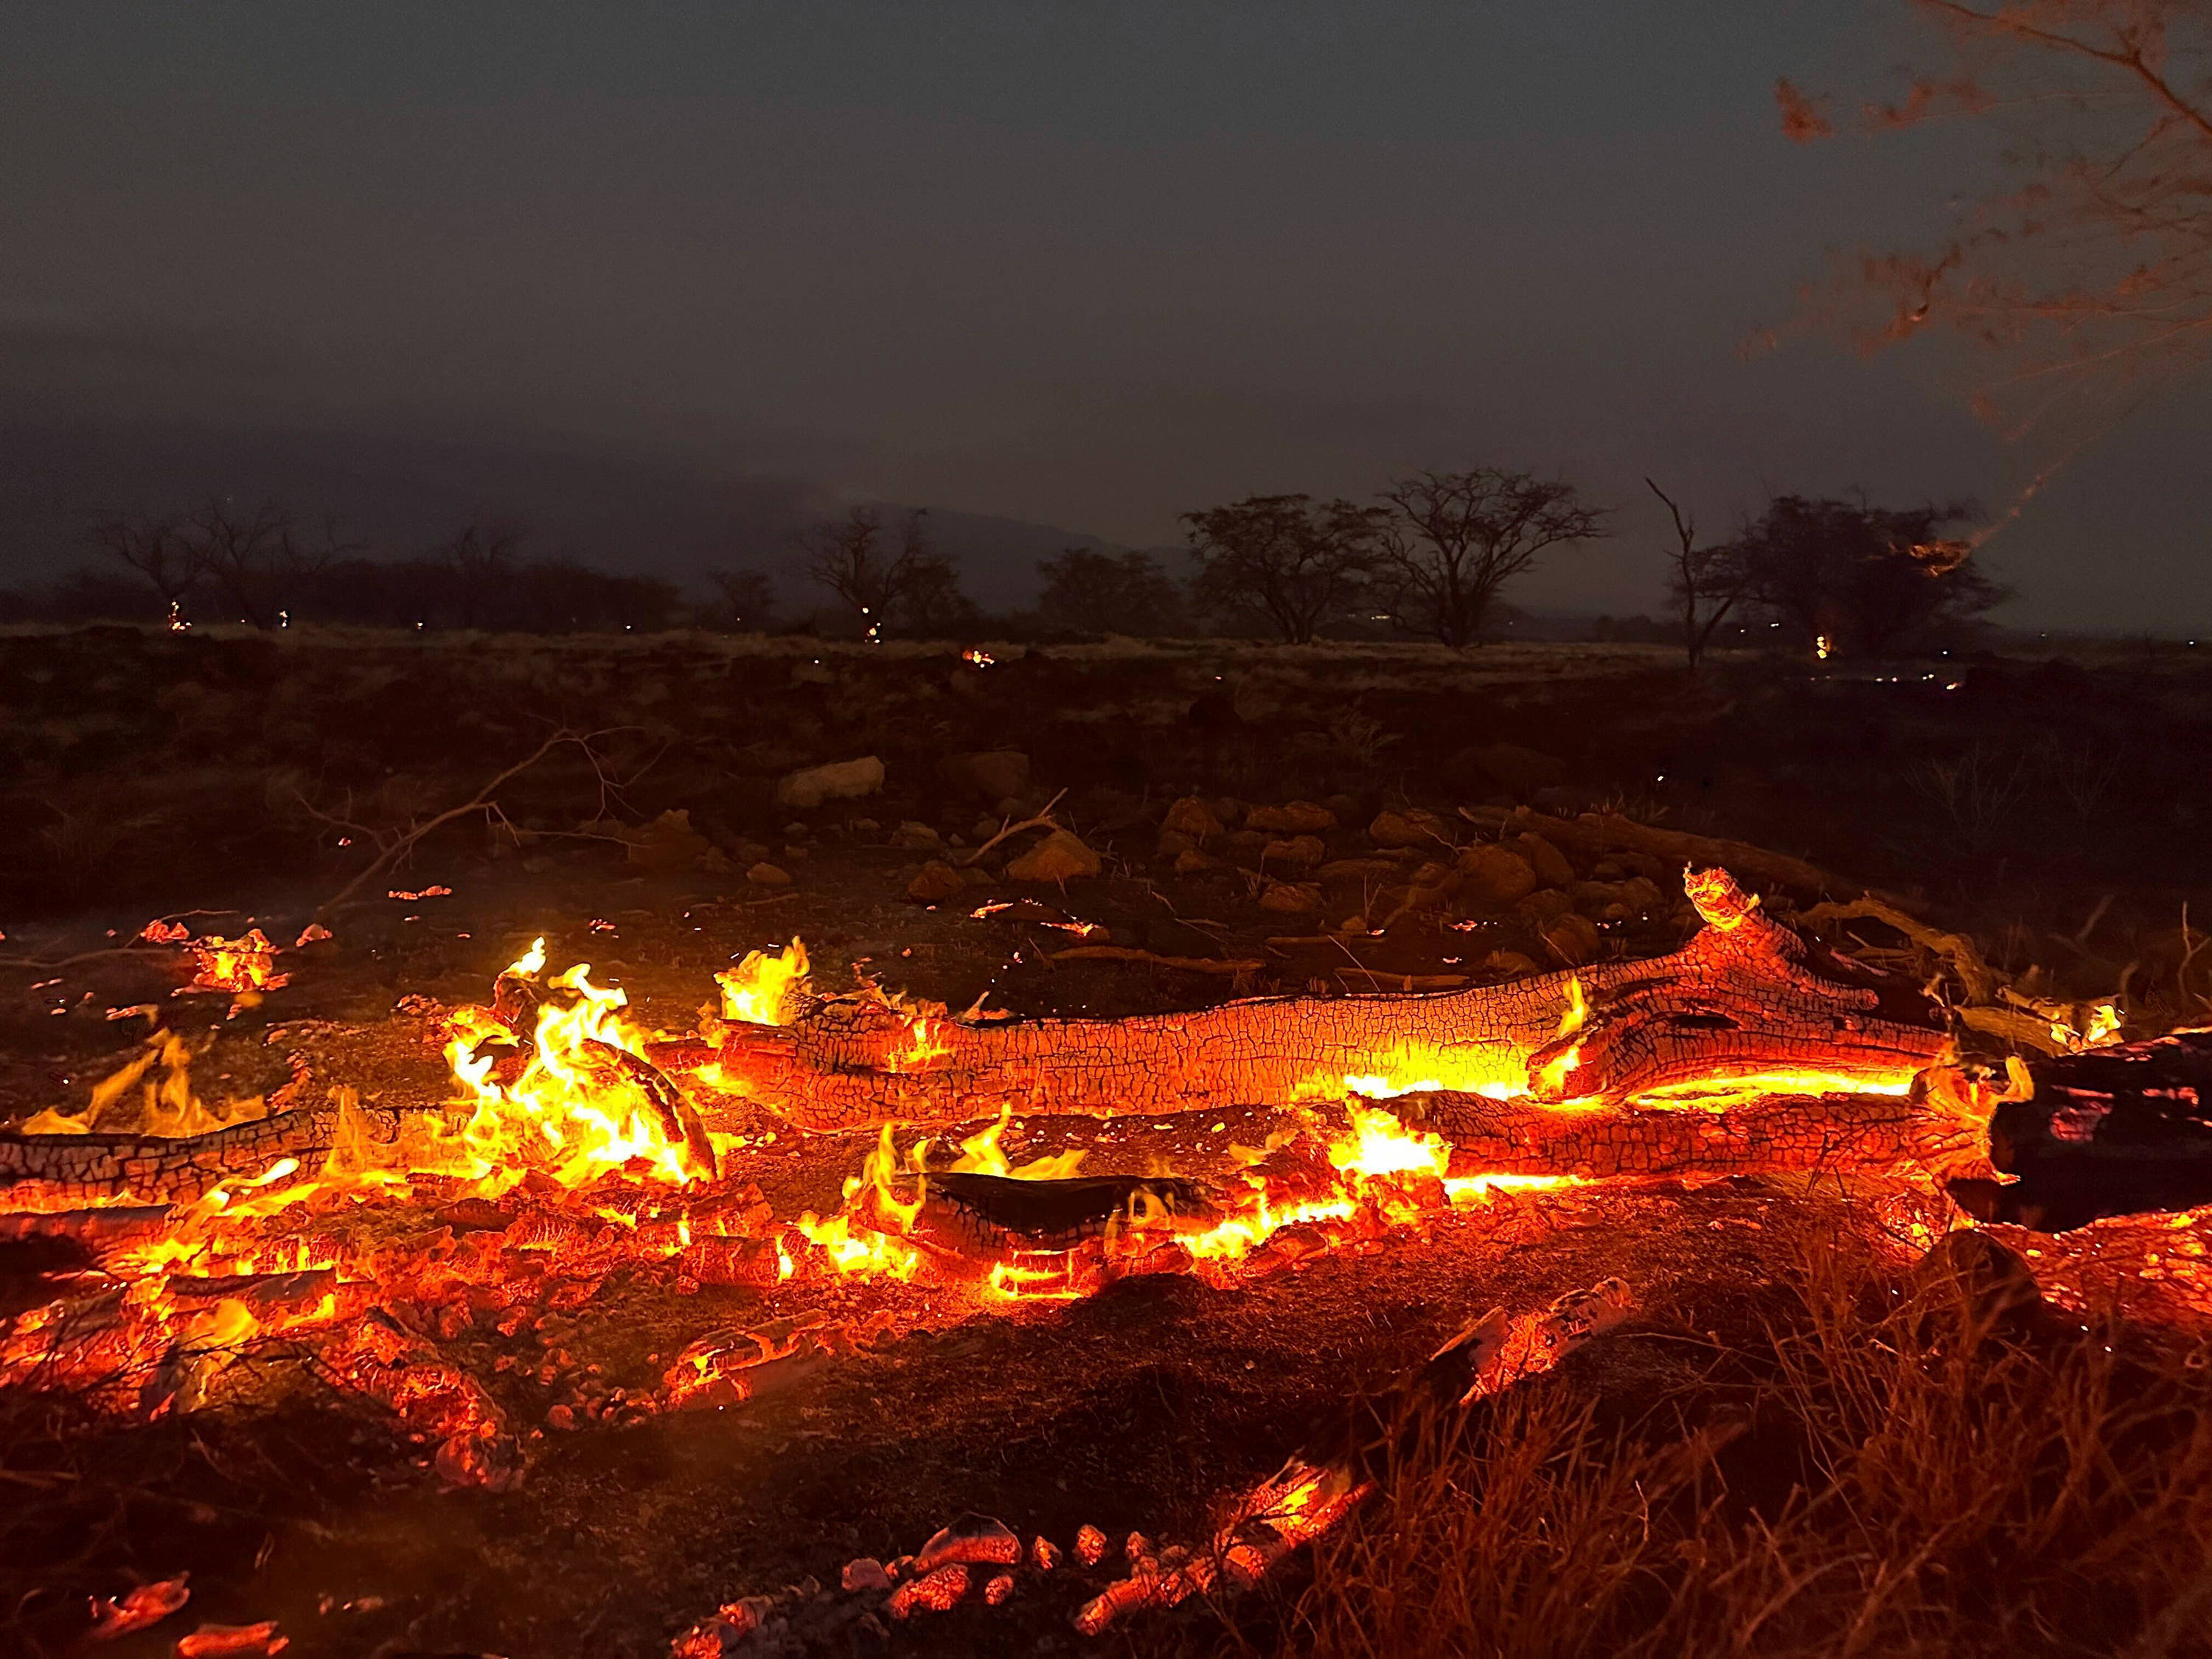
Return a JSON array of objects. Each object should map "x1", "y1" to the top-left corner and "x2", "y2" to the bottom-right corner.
[
  {"x1": 1798, "y1": 894, "x2": 2002, "y2": 1004},
  {"x1": 956, "y1": 789, "x2": 1069, "y2": 868},
  {"x1": 1046, "y1": 945, "x2": 1265, "y2": 975},
  {"x1": 1463, "y1": 804, "x2": 1862, "y2": 900}
]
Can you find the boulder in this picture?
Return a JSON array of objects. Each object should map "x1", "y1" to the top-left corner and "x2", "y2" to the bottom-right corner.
[
  {"x1": 1245, "y1": 800, "x2": 1337, "y2": 835},
  {"x1": 1174, "y1": 847, "x2": 1222, "y2": 874},
  {"x1": 1512, "y1": 888, "x2": 1576, "y2": 929},
  {"x1": 1260, "y1": 834, "x2": 1326, "y2": 871},
  {"x1": 625, "y1": 808, "x2": 713, "y2": 874},
  {"x1": 939, "y1": 751, "x2": 1031, "y2": 804},
  {"x1": 890, "y1": 820, "x2": 945, "y2": 850},
  {"x1": 1454, "y1": 844, "x2": 1538, "y2": 908},
  {"x1": 745, "y1": 862, "x2": 793, "y2": 888},
  {"x1": 1512, "y1": 832, "x2": 1576, "y2": 888},
  {"x1": 1005, "y1": 830, "x2": 1102, "y2": 883},
  {"x1": 907, "y1": 860, "x2": 967, "y2": 902},
  {"x1": 1484, "y1": 949, "x2": 1541, "y2": 977},
  {"x1": 1540, "y1": 912, "x2": 1603, "y2": 967},
  {"x1": 1161, "y1": 796, "x2": 1225, "y2": 839},
  {"x1": 776, "y1": 756, "x2": 884, "y2": 811},
  {"x1": 1259, "y1": 881, "x2": 1323, "y2": 914},
  {"x1": 1369, "y1": 807, "x2": 1453, "y2": 849}
]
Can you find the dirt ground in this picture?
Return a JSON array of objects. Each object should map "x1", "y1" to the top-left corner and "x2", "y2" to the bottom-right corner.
[{"x1": 3, "y1": 627, "x2": 2210, "y2": 1658}]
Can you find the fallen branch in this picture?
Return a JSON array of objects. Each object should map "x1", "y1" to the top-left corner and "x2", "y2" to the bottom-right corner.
[
  {"x1": 1462, "y1": 804, "x2": 1860, "y2": 900},
  {"x1": 1799, "y1": 894, "x2": 2002, "y2": 1004},
  {"x1": 312, "y1": 730, "x2": 608, "y2": 919},
  {"x1": 1046, "y1": 945, "x2": 1264, "y2": 975},
  {"x1": 956, "y1": 789, "x2": 1068, "y2": 868}
]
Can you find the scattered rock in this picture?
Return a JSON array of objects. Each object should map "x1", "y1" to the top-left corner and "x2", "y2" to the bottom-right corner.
[
  {"x1": 625, "y1": 808, "x2": 713, "y2": 874},
  {"x1": 1155, "y1": 827, "x2": 1198, "y2": 858},
  {"x1": 939, "y1": 751, "x2": 1031, "y2": 803},
  {"x1": 841, "y1": 1558, "x2": 891, "y2": 1593},
  {"x1": 1161, "y1": 796, "x2": 1225, "y2": 839},
  {"x1": 1513, "y1": 832, "x2": 1576, "y2": 888},
  {"x1": 907, "y1": 861, "x2": 966, "y2": 902},
  {"x1": 695, "y1": 845, "x2": 732, "y2": 875},
  {"x1": 1541, "y1": 912, "x2": 1602, "y2": 967},
  {"x1": 775, "y1": 756, "x2": 884, "y2": 811},
  {"x1": 1259, "y1": 881, "x2": 1322, "y2": 914},
  {"x1": 1484, "y1": 949, "x2": 1541, "y2": 977},
  {"x1": 1174, "y1": 847, "x2": 1222, "y2": 874},
  {"x1": 1211, "y1": 797, "x2": 1246, "y2": 828},
  {"x1": 917, "y1": 1513, "x2": 1022, "y2": 1572},
  {"x1": 1454, "y1": 844, "x2": 1538, "y2": 908},
  {"x1": 1246, "y1": 800, "x2": 1337, "y2": 834},
  {"x1": 1222, "y1": 830, "x2": 1271, "y2": 866},
  {"x1": 1006, "y1": 830, "x2": 1102, "y2": 883},
  {"x1": 1369, "y1": 808, "x2": 1452, "y2": 849},
  {"x1": 1512, "y1": 888, "x2": 1575, "y2": 929},
  {"x1": 746, "y1": 863, "x2": 793, "y2": 888},
  {"x1": 1260, "y1": 834, "x2": 1326, "y2": 871},
  {"x1": 889, "y1": 821, "x2": 943, "y2": 850}
]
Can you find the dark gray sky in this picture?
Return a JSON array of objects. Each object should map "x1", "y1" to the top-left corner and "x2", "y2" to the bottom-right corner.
[{"x1": 4, "y1": 1, "x2": 2205, "y2": 628}]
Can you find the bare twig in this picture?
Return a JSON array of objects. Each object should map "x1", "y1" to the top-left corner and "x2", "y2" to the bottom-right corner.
[
  {"x1": 1047, "y1": 945, "x2": 1264, "y2": 975},
  {"x1": 313, "y1": 731, "x2": 606, "y2": 919},
  {"x1": 956, "y1": 788, "x2": 1069, "y2": 868}
]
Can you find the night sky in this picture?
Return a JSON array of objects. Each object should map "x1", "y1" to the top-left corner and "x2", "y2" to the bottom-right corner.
[{"x1": 4, "y1": 2, "x2": 2206, "y2": 629}]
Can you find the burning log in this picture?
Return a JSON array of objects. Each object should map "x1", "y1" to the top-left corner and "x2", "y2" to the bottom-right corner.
[
  {"x1": 902, "y1": 1171, "x2": 1220, "y2": 1258},
  {"x1": 319, "y1": 1309, "x2": 519, "y2": 1489},
  {"x1": 0, "y1": 1098, "x2": 403, "y2": 1204},
  {"x1": 692, "y1": 869, "x2": 1947, "y2": 1130}
]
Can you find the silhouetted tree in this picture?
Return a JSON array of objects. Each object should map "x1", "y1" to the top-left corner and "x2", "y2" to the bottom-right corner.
[
  {"x1": 184, "y1": 498, "x2": 357, "y2": 629},
  {"x1": 897, "y1": 554, "x2": 984, "y2": 639},
  {"x1": 1373, "y1": 469, "x2": 1608, "y2": 647},
  {"x1": 431, "y1": 516, "x2": 528, "y2": 630},
  {"x1": 801, "y1": 506, "x2": 928, "y2": 642},
  {"x1": 1184, "y1": 494, "x2": 1379, "y2": 644},
  {"x1": 705, "y1": 568, "x2": 777, "y2": 633},
  {"x1": 1647, "y1": 478, "x2": 1747, "y2": 670},
  {"x1": 1036, "y1": 549, "x2": 1185, "y2": 636},
  {"x1": 91, "y1": 511, "x2": 204, "y2": 624},
  {"x1": 1780, "y1": 1, "x2": 2212, "y2": 436},
  {"x1": 1726, "y1": 495, "x2": 2003, "y2": 657}
]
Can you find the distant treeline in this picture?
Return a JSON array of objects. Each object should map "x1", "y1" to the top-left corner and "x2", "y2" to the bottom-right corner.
[{"x1": 0, "y1": 471, "x2": 2007, "y2": 662}]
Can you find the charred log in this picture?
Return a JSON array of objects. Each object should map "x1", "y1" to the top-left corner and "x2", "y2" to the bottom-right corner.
[
  {"x1": 693, "y1": 869, "x2": 1947, "y2": 1131},
  {"x1": 0, "y1": 1100, "x2": 403, "y2": 1204},
  {"x1": 1952, "y1": 1029, "x2": 2212, "y2": 1231}
]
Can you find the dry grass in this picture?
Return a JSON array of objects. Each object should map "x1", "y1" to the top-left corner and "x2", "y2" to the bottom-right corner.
[{"x1": 1239, "y1": 1229, "x2": 2212, "y2": 1659}]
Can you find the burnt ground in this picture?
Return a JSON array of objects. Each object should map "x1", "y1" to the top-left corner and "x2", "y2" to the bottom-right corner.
[{"x1": 2, "y1": 627, "x2": 2211, "y2": 1657}]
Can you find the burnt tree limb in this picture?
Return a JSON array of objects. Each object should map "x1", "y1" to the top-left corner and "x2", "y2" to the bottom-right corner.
[{"x1": 689, "y1": 869, "x2": 1948, "y2": 1131}]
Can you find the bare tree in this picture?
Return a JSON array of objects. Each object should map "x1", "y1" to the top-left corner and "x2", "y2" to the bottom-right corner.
[
  {"x1": 432, "y1": 515, "x2": 527, "y2": 630},
  {"x1": 91, "y1": 511, "x2": 203, "y2": 625},
  {"x1": 186, "y1": 498, "x2": 356, "y2": 630},
  {"x1": 1778, "y1": 1, "x2": 2212, "y2": 438},
  {"x1": 706, "y1": 568, "x2": 776, "y2": 633},
  {"x1": 1373, "y1": 470, "x2": 1608, "y2": 648},
  {"x1": 801, "y1": 506, "x2": 927, "y2": 641},
  {"x1": 1184, "y1": 494, "x2": 1379, "y2": 644},
  {"x1": 1647, "y1": 479, "x2": 1747, "y2": 670}
]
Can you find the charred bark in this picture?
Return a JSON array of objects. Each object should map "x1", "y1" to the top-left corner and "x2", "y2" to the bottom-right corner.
[{"x1": 693, "y1": 869, "x2": 1947, "y2": 1131}]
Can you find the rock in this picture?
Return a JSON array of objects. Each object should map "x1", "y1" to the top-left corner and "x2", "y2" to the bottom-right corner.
[
  {"x1": 1470, "y1": 742, "x2": 1568, "y2": 799},
  {"x1": 1155, "y1": 827, "x2": 1197, "y2": 858},
  {"x1": 1245, "y1": 800, "x2": 1337, "y2": 834},
  {"x1": 626, "y1": 808, "x2": 713, "y2": 874},
  {"x1": 1484, "y1": 949, "x2": 1541, "y2": 976},
  {"x1": 1161, "y1": 796, "x2": 1225, "y2": 839},
  {"x1": 1454, "y1": 844, "x2": 1538, "y2": 908},
  {"x1": 1005, "y1": 830, "x2": 1101, "y2": 883},
  {"x1": 917, "y1": 1512, "x2": 1022, "y2": 1572},
  {"x1": 1259, "y1": 881, "x2": 1322, "y2": 914},
  {"x1": 1260, "y1": 834, "x2": 1326, "y2": 871},
  {"x1": 1222, "y1": 829, "x2": 1270, "y2": 866},
  {"x1": 746, "y1": 862, "x2": 793, "y2": 888},
  {"x1": 1211, "y1": 797, "x2": 1246, "y2": 828},
  {"x1": 696, "y1": 845, "x2": 732, "y2": 875},
  {"x1": 1512, "y1": 888, "x2": 1575, "y2": 930},
  {"x1": 841, "y1": 1557, "x2": 892, "y2": 1593},
  {"x1": 1541, "y1": 912, "x2": 1602, "y2": 967},
  {"x1": 1369, "y1": 808, "x2": 1452, "y2": 849},
  {"x1": 889, "y1": 821, "x2": 943, "y2": 850},
  {"x1": 939, "y1": 751, "x2": 1031, "y2": 804},
  {"x1": 1174, "y1": 847, "x2": 1222, "y2": 874},
  {"x1": 775, "y1": 756, "x2": 885, "y2": 811},
  {"x1": 907, "y1": 861, "x2": 966, "y2": 902},
  {"x1": 1512, "y1": 832, "x2": 1576, "y2": 888},
  {"x1": 961, "y1": 867, "x2": 995, "y2": 887}
]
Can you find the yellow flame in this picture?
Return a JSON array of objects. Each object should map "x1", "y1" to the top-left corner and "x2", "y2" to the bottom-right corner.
[{"x1": 717, "y1": 939, "x2": 810, "y2": 1026}]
